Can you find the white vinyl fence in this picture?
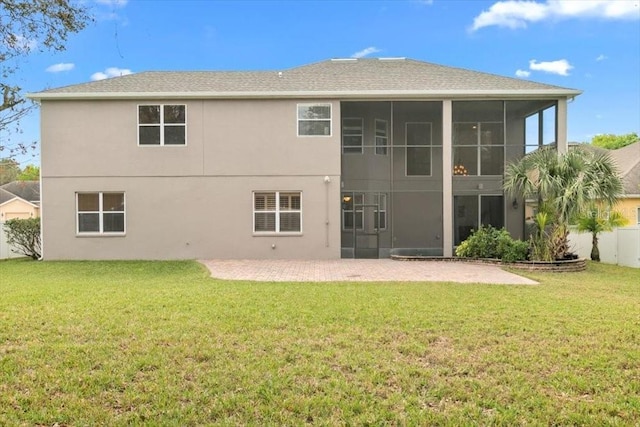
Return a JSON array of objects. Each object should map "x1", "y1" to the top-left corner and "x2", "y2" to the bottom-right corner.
[
  {"x1": 0, "y1": 222, "x2": 24, "y2": 259},
  {"x1": 568, "y1": 226, "x2": 640, "y2": 268}
]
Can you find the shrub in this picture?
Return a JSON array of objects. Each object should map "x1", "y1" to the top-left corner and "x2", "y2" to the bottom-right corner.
[
  {"x1": 455, "y1": 225, "x2": 528, "y2": 262},
  {"x1": 4, "y1": 217, "x2": 41, "y2": 259}
]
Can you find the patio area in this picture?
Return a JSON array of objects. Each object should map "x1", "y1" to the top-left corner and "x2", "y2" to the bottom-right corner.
[{"x1": 199, "y1": 259, "x2": 538, "y2": 285}]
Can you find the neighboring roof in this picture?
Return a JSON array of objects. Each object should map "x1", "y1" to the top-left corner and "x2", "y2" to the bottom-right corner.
[
  {"x1": 0, "y1": 188, "x2": 17, "y2": 205},
  {"x1": 27, "y1": 58, "x2": 582, "y2": 101},
  {"x1": 0, "y1": 181, "x2": 40, "y2": 203},
  {"x1": 608, "y1": 141, "x2": 640, "y2": 195}
]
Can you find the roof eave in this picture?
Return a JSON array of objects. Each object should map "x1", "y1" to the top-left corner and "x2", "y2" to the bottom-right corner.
[{"x1": 27, "y1": 89, "x2": 583, "y2": 101}]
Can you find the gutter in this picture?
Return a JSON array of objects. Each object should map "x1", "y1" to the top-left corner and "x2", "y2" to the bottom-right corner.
[{"x1": 27, "y1": 89, "x2": 583, "y2": 101}]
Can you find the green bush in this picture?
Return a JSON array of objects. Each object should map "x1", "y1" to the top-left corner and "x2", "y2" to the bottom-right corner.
[
  {"x1": 455, "y1": 225, "x2": 528, "y2": 262},
  {"x1": 4, "y1": 217, "x2": 41, "y2": 259}
]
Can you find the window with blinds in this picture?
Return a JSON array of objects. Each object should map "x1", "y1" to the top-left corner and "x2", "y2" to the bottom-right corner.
[{"x1": 254, "y1": 191, "x2": 302, "y2": 233}]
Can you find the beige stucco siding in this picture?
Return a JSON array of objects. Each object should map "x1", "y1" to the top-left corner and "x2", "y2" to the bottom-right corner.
[
  {"x1": 41, "y1": 176, "x2": 341, "y2": 260},
  {"x1": 41, "y1": 99, "x2": 341, "y2": 178},
  {"x1": 40, "y1": 98, "x2": 342, "y2": 259}
]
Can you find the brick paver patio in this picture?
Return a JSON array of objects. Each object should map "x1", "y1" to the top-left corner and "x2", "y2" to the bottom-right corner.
[{"x1": 200, "y1": 259, "x2": 538, "y2": 285}]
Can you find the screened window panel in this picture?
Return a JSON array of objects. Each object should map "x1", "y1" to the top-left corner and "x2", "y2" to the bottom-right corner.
[
  {"x1": 298, "y1": 105, "x2": 330, "y2": 119},
  {"x1": 375, "y1": 119, "x2": 389, "y2": 155},
  {"x1": 374, "y1": 212, "x2": 386, "y2": 230},
  {"x1": 139, "y1": 126, "x2": 161, "y2": 145},
  {"x1": 164, "y1": 105, "x2": 185, "y2": 124},
  {"x1": 139, "y1": 106, "x2": 160, "y2": 124},
  {"x1": 255, "y1": 193, "x2": 276, "y2": 211},
  {"x1": 103, "y1": 213, "x2": 125, "y2": 232},
  {"x1": 453, "y1": 123, "x2": 478, "y2": 145},
  {"x1": 77, "y1": 193, "x2": 99, "y2": 211},
  {"x1": 406, "y1": 123, "x2": 430, "y2": 146},
  {"x1": 280, "y1": 193, "x2": 301, "y2": 210},
  {"x1": 164, "y1": 126, "x2": 186, "y2": 145},
  {"x1": 78, "y1": 213, "x2": 99, "y2": 232},
  {"x1": 344, "y1": 211, "x2": 363, "y2": 230},
  {"x1": 299, "y1": 121, "x2": 330, "y2": 136},
  {"x1": 254, "y1": 213, "x2": 276, "y2": 232},
  {"x1": 480, "y1": 146, "x2": 504, "y2": 175},
  {"x1": 279, "y1": 213, "x2": 301, "y2": 232},
  {"x1": 103, "y1": 193, "x2": 124, "y2": 211},
  {"x1": 343, "y1": 136, "x2": 362, "y2": 153},
  {"x1": 480, "y1": 122, "x2": 504, "y2": 145},
  {"x1": 407, "y1": 147, "x2": 431, "y2": 176},
  {"x1": 481, "y1": 196, "x2": 504, "y2": 228},
  {"x1": 453, "y1": 147, "x2": 477, "y2": 176}
]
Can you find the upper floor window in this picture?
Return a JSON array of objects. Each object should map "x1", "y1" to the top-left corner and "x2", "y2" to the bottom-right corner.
[
  {"x1": 138, "y1": 105, "x2": 186, "y2": 145},
  {"x1": 342, "y1": 118, "x2": 363, "y2": 154},
  {"x1": 298, "y1": 104, "x2": 331, "y2": 136},
  {"x1": 254, "y1": 191, "x2": 302, "y2": 234},
  {"x1": 77, "y1": 192, "x2": 125, "y2": 235},
  {"x1": 375, "y1": 119, "x2": 389, "y2": 155}
]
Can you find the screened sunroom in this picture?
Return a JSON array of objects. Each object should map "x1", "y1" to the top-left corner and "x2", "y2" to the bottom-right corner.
[{"x1": 340, "y1": 99, "x2": 562, "y2": 258}]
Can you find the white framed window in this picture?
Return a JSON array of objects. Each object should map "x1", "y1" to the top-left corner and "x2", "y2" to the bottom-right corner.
[
  {"x1": 76, "y1": 192, "x2": 125, "y2": 235},
  {"x1": 138, "y1": 104, "x2": 186, "y2": 145},
  {"x1": 253, "y1": 191, "x2": 302, "y2": 234},
  {"x1": 342, "y1": 118, "x2": 363, "y2": 154},
  {"x1": 375, "y1": 119, "x2": 388, "y2": 155},
  {"x1": 637, "y1": 207, "x2": 640, "y2": 224},
  {"x1": 342, "y1": 192, "x2": 364, "y2": 230},
  {"x1": 406, "y1": 122, "x2": 432, "y2": 176},
  {"x1": 373, "y1": 193, "x2": 387, "y2": 230},
  {"x1": 297, "y1": 104, "x2": 331, "y2": 136}
]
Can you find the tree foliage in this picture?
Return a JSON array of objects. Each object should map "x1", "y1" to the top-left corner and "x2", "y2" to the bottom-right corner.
[
  {"x1": 504, "y1": 146, "x2": 624, "y2": 260},
  {"x1": 590, "y1": 132, "x2": 638, "y2": 150},
  {"x1": 17, "y1": 164, "x2": 39, "y2": 181},
  {"x1": 4, "y1": 217, "x2": 40, "y2": 259},
  {"x1": 0, "y1": 157, "x2": 20, "y2": 184},
  {"x1": 1, "y1": 0, "x2": 91, "y2": 157}
]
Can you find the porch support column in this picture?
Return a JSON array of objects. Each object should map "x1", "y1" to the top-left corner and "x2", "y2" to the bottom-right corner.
[
  {"x1": 556, "y1": 98, "x2": 568, "y2": 155},
  {"x1": 442, "y1": 100, "x2": 453, "y2": 257}
]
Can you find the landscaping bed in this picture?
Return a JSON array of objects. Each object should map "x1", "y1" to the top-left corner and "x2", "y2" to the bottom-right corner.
[{"x1": 391, "y1": 255, "x2": 587, "y2": 272}]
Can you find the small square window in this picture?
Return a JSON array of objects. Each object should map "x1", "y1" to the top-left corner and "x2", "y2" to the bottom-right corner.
[
  {"x1": 254, "y1": 192, "x2": 302, "y2": 233},
  {"x1": 76, "y1": 192, "x2": 125, "y2": 235},
  {"x1": 298, "y1": 104, "x2": 331, "y2": 136},
  {"x1": 138, "y1": 105, "x2": 186, "y2": 145}
]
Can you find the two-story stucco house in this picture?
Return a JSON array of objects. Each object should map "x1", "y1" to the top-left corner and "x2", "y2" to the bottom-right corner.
[{"x1": 28, "y1": 58, "x2": 581, "y2": 260}]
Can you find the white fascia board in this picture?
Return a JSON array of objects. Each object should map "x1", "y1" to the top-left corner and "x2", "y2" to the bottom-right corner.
[{"x1": 27, "y1": 88, "x2": 583, "y2": 101}]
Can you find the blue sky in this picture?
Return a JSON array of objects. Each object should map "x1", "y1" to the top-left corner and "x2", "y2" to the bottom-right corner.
[{"x1": 7, "y1": 0, "x2": 640, "y2": 167}]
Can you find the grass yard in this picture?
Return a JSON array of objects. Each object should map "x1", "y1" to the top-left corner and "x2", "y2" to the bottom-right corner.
[{"x1": 0, "y1": 259, "x2": 639, "y2": 425}]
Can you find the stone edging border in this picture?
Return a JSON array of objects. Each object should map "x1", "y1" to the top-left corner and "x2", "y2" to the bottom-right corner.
[{"x1": 390, "y1": 256, "x2": 587, "y2": 272}]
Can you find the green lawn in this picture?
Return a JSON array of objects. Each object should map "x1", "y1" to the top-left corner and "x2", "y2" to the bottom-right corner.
[{"x1": 1, "y1": 259, "x2": 638, "y2": 425}]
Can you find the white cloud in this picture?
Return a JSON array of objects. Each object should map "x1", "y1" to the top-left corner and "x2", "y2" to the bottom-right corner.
[
  {"x1": 46, "y1": 63, "x2": 75, "y2": 73},
  {"x1": 529, "y1": 59, "x2": 573, "y2": 76},
  {"x1": 471, "y1": 0, "x2": 640, "y2": 31},
  {"x1": 91, "y1": 67, "x2": 133, "y2": 81},
  {"x1": 96, "y1": 0, "x2": 128, "y2": 7},
  {"x1": 351, "y1": 46, "x2": 381, "y2": 59},
  {"x1": 515, "y1": 69, "x2": 531, "y2": 78},
  {"x1": 596, "y1": 54, "x2": 607, "y2": 61},
  {"x1": 7, "y1": 34, "x2": 38, "y2": 52}
]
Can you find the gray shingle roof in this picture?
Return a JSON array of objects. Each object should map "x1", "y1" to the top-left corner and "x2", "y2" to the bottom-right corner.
[
  {"x1": 28, "y1": 58, "x2": 581, "y2": 100},
  {"x1": 609, "y1": 141, "x2": 640, "y2": 195},
  {"x1": 0, "y1": 181, "x2": 40, "y2": 204}
]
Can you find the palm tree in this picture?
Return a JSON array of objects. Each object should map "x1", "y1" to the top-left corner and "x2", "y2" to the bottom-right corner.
[
  {"x1": 576, "y1": 210, "x2": 628, "y2": 261},
  {"x1": 504, "y1": 146, "x2": 623, "y2": 260}
]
